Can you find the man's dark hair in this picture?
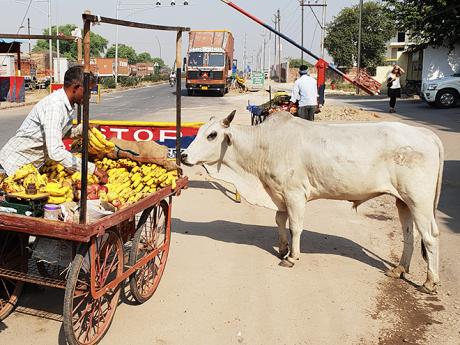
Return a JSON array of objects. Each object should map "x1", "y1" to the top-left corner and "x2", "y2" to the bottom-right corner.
[
  {"x1": 64, "y1": 65, "x2": 96, "y2": 88},
  {"x1": 299, "y1": 64, "x2": 309, "y2": 75}
]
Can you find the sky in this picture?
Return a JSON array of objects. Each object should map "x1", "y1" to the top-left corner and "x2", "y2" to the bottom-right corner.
[{"x1": 0, "y1": 0, "x2": 359, "y2": 69}]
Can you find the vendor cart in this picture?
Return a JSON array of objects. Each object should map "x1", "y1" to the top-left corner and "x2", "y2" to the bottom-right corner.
[{"x1": 0, "y1": 13, "x2": 190, "y2": 345}]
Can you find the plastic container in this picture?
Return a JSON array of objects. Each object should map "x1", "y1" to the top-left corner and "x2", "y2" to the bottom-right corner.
[{"x1": 44, "y1": 204, "x2": 60, "y2": 220}]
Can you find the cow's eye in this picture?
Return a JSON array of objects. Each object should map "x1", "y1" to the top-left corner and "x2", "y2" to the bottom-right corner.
[{"x1": 207, "y1": 131, "x2": 218, "y2": 140}]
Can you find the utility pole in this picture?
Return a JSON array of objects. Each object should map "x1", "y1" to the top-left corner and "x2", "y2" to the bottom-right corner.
[
  {"x1": 300, "y1": 1, "x2": 327, "y2": 58},
  {"x1": 243, "y1": 33, "x2": 247, "y2": 77},
  {"x1": 356, "y1": 0, "x2": 363, "y2": 94},
  {"x1": 27, "y1": 18, "x2": 31, "y2": 58},
  {"x1": 277, "y1": 8, "x2": 281, "y2": 82},
  {"x1": 48, "y1": 0, "x2": 52, "y2": 81},
  {"x1": 320, "y1": 0, "x2": 327, "y2": 58},
  {"x1": 272, "y1": 14, "x2": 277, "y2": 78},
  {"x1": 115, "y1": 0, "x2": 120, "y2": 86},
  {"x1": 56, "y1": 1, "x2": 60, "y2": 83},
  {"x1": 301, "y1": 0, "x2": 304, "y2": 62}
]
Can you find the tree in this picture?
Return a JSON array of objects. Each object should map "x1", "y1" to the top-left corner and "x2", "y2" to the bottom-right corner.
[
  {"x1": 324, "y1": 1, "x2": 395, "y2": 69},
  {"x1": 136, "y1": 52, "x2": 154, "y2": 63},
  {"x1": 384, "y1": 0, "x2": 460, "y2": 49},
  {"x1": 288, "y1": 59, "x2": 313, "y2": 68},
  {"x1": 152, "y1": 57, "x2": 165, "y2": 68},
  {"x1": 106, "y1": 44, "x2": 137, "y2": 65},
  {"x1": 33, "y1": 24, "x2": 108, "y2": 60}
]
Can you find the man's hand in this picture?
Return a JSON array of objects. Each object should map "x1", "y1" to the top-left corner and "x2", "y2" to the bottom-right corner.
[{"x1": 93, "y1": 167, "x2": 108, "y2": 184}]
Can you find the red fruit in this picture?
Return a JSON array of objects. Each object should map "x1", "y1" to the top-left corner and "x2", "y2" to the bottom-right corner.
[
  {"x1": 88, "y1": 192, "x2": 99, "y2": 200},
  {"x1": 111, "y1": 199, "x2": 122, "y2": 208},
  {"x1": 98, "y1": 185, "x2": 108, "y2": 193}
]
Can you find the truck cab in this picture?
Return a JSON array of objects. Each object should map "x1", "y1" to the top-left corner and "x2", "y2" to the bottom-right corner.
[{"x1": 185, "y1": 30, "x2": 234, "y2": 97}]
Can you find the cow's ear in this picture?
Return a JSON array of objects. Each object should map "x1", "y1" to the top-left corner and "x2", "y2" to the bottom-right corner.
[
  {"x1": 209, "y1": 116, "x2": 216, "y2": 121},
  {"x1": 225, "y1": 131, "x2": 233, "y2": 146},
  {"x1": 222, "y1": 110, "x2": 236, "y2": 128}
]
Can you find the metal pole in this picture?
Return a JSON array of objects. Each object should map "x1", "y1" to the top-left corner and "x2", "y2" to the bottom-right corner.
[
  {"x1": 175, "y1": 31, "x2": 182, "y2": 167},
  {"x1": 268, "y1": 30, "x2": 271, "y2": 84},
  {"x1": 301, "y1": 0, "x2": 304, "y2": 61},
  {"x1": 243, "y1": 33, "x2": 246, "y2": 77},
  {"x1": 48, "y1": 0, "x2": 52, "y2": 82},
  {"x1": 27, "y1": 18, "x2": 31, "y2": 58},
  {"x1": 356, "y1": 0, "x2": 363, "y2": 94},
  {"x1": 80, "y1": 13, "x2": 91, "y2": 224},
  {"x1": 154, "y1": 35, "x2": 162, "y2": 60},
  {"x1": 56, "y1": 1, "x2": 60, "y2": 83},
  {"x1": 278, "y1": 8, "x2": 281, "y2": 82},
  {"x1": 320, "y1": 0, "x2": 327, "y2": 58},
  {"x1": 115, "y1": 0, "x2": 120, "y2": 86},
  {"x1": 77, "y1": 38, "x2": 82, "y2": 123}
]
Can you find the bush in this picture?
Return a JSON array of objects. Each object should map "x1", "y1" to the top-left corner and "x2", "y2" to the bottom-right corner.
[
  {"x1": 100, "y1": 77, "x2": 116, "y2": 89},
  {"x1": 143, "y1": 73, "x2": 161, "y2": 82},
  {"x1": 119, "y1": 76, "x2": 141, "y2": 87}
]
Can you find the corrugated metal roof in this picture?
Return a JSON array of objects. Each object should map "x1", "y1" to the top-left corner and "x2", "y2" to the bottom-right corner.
[{"x1": 0, "y1": 39, "x2": 23, "y2": 43}]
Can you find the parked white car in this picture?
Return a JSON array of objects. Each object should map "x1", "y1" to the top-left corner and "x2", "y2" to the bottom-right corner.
[{"x1": 421, "y1": 73, "x2": 460, "y2": 108}]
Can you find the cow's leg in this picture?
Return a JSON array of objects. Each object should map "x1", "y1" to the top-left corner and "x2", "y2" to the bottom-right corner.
[
  {"x1": 275, "y1": 211, "x2": 289, "y2": 259},
  {"x1": 386, "y1": 199, "x2": 414, "y2": 278},
  {"x1": 281, "y1": 195, "x2": 306, "y2": 267},
  {"x1": 412, "y1": 209, "x2": 440, "y2": 294}
]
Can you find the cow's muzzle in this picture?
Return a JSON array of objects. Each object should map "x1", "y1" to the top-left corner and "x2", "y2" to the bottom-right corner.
[{"x1": 180, "y1": 153, "x2": 194, "y2": 167}]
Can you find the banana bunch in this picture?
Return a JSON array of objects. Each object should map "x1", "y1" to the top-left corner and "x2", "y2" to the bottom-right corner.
[
  {"x1": 42, "y1": 181, "x2": 73, "y2": 204},
  {"x1": 1, "y1": 164, "x2": 48, "y2": 193},
  {"x1": 89, "y1": 128, "x2": 115, "y2": 155},
  {"x1": 100, "y1": 160, "x2": 179, "y2": 208},
  {"x1": 40, "y1": 161, "x2": 70, "y2": 182},
  {"x1": 71, "y1": 171, "x2": 99, "y2": 185}
]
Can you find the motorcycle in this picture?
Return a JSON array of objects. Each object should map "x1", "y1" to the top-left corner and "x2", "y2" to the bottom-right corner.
[{"x1": 169, "y1": 76, "x2": 176, "y2": 87}]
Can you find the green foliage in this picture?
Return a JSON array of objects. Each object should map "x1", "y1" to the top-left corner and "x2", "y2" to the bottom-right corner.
[
  {"x1": 33, "y1": 24, "x2": 108, "y2": 60},
  {"x1": 136, "y1": 52, "x2": 154, "y2": 63},
  {"x1": 152, "y1": 57, "x2": 165, "y2": 68},
  {"x1": 99, "y1": 77, "x2": 116, "y2": 89},
  {"x1": 384, "y1": 0, "x2": 460, "y2": 49},
  {"x1": 288, "y1": 59, "x2": 313, "y2": 68},
  {"x1": 119, "y1": 76, "x2": 141, "y2": 87},
  {"x1": 324, "y1": 1, "x2": 395, "y2": 69},
  {"x1": 106, "y1": 44, "x2": 137, "y2": 65}
]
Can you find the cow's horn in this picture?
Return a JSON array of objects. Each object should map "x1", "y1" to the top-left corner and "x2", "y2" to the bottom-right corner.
[{"x1": 222, "y1": 110, "x2": 236, "y2": 127}]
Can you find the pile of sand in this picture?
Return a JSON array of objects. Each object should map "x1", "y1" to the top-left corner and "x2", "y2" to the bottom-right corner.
[{"x1": 316, "y1": 105, "x2": 381, "y2": 122}]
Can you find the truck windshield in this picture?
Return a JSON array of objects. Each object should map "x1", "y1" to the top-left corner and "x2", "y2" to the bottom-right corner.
[
  {"x1": 188, "y1": 52, "x2": 204, "y2": 67},
  {"x1": 208, "y1": 53, "x2": 225, "y2": 67}
]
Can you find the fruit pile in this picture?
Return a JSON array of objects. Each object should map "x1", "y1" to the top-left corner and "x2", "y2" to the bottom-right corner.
[
  {"x1": 96, "y1": 158, "x2": 178, "y2": 208},
  {"x1": 1, "y1": 157, "x2": 179, "y2": 209},
  {"x1": 88, "y1": 127, "x2": 115, "y2": 155}
]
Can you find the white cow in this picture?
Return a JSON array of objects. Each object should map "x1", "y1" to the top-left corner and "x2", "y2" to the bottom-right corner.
[{"x1": 181, "y1": 111, "x2": 444, "y2": 293}]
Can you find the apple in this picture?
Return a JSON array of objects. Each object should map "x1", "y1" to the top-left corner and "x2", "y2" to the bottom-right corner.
[{"x1": 111, "y1": 199, "x2": 122, "y2": 208}]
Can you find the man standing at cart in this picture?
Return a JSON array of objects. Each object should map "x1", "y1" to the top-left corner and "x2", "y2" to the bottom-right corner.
[
  {"x1": 288, "y1": 65, "x2": 318, "y2": 121},
  {"x1": 0, "y1": 65, "x2": 107, "y2": 180}
]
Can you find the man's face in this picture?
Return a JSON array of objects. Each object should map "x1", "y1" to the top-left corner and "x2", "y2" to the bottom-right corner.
[{"x1": 70, "y1": 81, "x2": 96, "y2": 105}]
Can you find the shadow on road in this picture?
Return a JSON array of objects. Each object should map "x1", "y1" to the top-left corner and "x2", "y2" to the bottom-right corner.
[
  {"x1": 439, "y1": 160, "x2": 460, "y2": 234},
  {"x1": 172, "y1": 218, "x2": 392, "y2": 272},
  {"x1": 329, "y1": 96, "x2": 460, "y2": 133}
]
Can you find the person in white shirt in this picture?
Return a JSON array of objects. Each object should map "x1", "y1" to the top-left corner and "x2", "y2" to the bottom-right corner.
[
  {"x1": 0, "y1": 66, "x2": 107, "y2": 181},
  {"x1": 288, "y1": 65, "x2": 318, "y2": 121},
  {"x1": 386, "y1": 64, "x2": 405, "y2": 113}
]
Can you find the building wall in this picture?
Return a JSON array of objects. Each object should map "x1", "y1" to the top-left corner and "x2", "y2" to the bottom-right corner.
[{"x1": 422, "y1": 44, "x2": 460, "y2": 80}]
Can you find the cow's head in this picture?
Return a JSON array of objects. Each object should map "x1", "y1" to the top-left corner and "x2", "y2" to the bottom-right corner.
[{"x1": 181, "y1": 110, "x2": 236, "y2": 166}]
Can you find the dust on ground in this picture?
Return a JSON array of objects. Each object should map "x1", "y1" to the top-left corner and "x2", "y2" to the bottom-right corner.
[{"x1": 316, "y1": 104, "x2": 382, "y2": 122}]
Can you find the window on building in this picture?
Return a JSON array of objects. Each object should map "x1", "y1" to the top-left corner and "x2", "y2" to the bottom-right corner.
[{"x1": 397, "y1": 32, "x2": 405, "y2": 43}]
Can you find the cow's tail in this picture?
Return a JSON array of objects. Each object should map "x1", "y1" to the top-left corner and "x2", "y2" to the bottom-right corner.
[{"x1": 433, "y1": 134, "x2": 444, "y2": 216}]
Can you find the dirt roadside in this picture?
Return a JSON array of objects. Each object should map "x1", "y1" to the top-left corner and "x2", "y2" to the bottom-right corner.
[{"x1": 0, "y1": 93, "x2": 458, "y2": 345}]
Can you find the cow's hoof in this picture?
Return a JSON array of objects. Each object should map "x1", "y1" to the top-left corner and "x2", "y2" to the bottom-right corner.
[
  {"x1": 385, "y1": 265, "x2": 405, "y2": 279},
  {"x1": 279, "y1": 259, "x2": 294, "y2": 268},
  {"x1": 278, "y1": 249, "x2": 289, "y2": 259},
  {"x1": 420, "y1": 281, "x2": 438, "y2": 295}
]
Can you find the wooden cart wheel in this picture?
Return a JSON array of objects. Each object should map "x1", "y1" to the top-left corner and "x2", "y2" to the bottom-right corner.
[
  {"x1": 129, "y1": 200, "x2": 170, "y2": 304},
  {"x1": 63, "y1": 230, "x2": 123, "y2": 345},
  {"x1": 0, "y1": 232, "x2": 28, "y2": 321}
]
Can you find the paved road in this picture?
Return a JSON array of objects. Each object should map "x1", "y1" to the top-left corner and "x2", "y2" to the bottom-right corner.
[{"x1": 0, "y1": 83, "x2": 246, "y2": 147}]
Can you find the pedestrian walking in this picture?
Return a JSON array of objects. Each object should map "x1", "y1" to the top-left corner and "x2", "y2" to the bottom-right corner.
[
  {"x1": 387, "y1": 64, "x2": 405, "y2": 113},
  {"x1": 288, "y1": 65, "x2": 318, "y2": 121}
]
